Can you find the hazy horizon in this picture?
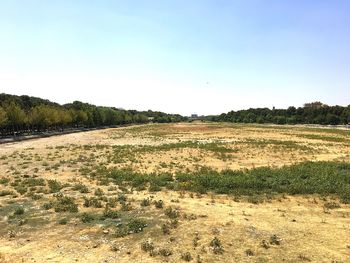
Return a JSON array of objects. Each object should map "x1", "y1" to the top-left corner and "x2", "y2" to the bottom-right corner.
[{"x1": 1, "y1": 1, "x2": 349, "y2": 115}]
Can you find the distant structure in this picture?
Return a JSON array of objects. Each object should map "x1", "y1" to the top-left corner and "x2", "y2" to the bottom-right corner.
[
  {"x1": 303, "y1": 101, "x2": 328, "y2": 109},
  {"x1": 191, "y1": 114, "x2": 198, "y2": 119}
]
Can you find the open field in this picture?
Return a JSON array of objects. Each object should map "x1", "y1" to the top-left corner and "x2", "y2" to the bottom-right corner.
[{"x1": 0, "y1": 122, "x2": 350, "y2": 262}]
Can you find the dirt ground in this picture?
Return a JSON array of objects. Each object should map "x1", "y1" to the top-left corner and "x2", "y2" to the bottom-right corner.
[
  {"x1": 0, "y1": 122, "x2": 349, "y2": 263},
  {"x1": 1, "y1": 122, "x2": 349, "y2": 173}
]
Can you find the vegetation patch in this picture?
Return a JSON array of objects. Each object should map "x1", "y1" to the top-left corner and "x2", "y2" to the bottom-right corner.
[{"x1": 93, "y1": 161, "x2": 350, "y2": 202}]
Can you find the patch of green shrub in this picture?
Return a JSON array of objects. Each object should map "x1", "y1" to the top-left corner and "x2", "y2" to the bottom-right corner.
[
  {"x1": 53, "y1": 193, "x2": 78, "y2": 213},
  {"x1": 101, "y1": 208, "x2": 120, "y2": 220},
  {"x1": 127, "y1": 218, "x2": 147, "y2": 233},
  {"x1": 73, "y1": 183, "x2": 89, "y2": 193},
  {"x1": 14, "y1": 206, "x2": 25, "y2": 215},
  {"x1": 48, "y1": 180, "x2": 63, "y2": 193},
  {"x1": 81, "y1": 212, "x2": 96, "y2": 223}
]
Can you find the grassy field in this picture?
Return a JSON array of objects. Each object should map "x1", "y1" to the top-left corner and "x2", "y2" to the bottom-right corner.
[{"x1": 0, "y1": 122, "x2": 349, "y2": 262}]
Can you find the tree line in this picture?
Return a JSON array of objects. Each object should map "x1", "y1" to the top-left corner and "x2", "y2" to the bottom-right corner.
[
  {"x1": 207, "y1": 102, "x2": 350, "y2": 125},
  {"x1": 0, "y1": 93, "x2": 186, "y2": 136}
]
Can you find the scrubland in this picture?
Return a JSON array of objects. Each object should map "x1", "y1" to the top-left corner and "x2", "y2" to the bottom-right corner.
[{"x1": 0, "y1": 122, "x2": 349, "y2": 263}]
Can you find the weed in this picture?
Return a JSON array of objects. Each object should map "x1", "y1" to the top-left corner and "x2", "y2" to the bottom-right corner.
[
  {"x1": 83, "y1": 196, "x2": 102, "y2": 208},
  {"x1": 141, "y1": 198, "x2": 151, "y2": 207},
  {"x1": 0, "y1": 178, "x2": 10, "y2": 185},
  {"x1": 154, "y1": 200, "x2": 164, "y2": 209},
  {"x1": 94, "y1": 188, "x2": 104, "y2": 196},
  {"x1": 14, "y1": 206, "x2": 25, "y2": 215},
  {"x1": 141, "y1": 240, "x2": 155, "y2": 252},
  {"x1": 210, "y1": 237, "x2": 224, "y2": 254},
  {"x1": 298, "y1": 254, "x2": 311, "y2": 262},
  {"x1": 261, "y1": 240, "x2": 270, "y2": 249},
  {"x1": 165, "y1": 207, "x2": 179, "y2": 219},
  {"x1": 324, "y1": 202, "x2": 341, "y2": 209},
  {"x1": 58, "y1": 218, "x2": 68, "y2": 225},
  {"x1": 121, "y1": 202, "x2": 133, "y2": 211},
  {"x1": 42, "y1": 202, "x2": 53, "y2": 210},
  {"x1": 181, "y1": 252, "x2": 193, "y2": 261},
  {"x1": 162, "y1": 223, "x2": 171, "y2": 235},
  {"x1": 159, "y1": 248, "x2": 173, "y2": 257},
  {"x1": 107, "y1": 197, "x2": 118, "y2": 208},
  {"x1": 269, "y1": 234, "x2": 282, "y2": 245},
  {"x1": 117, "y1": 193, "x2": 127, "y2": 203},
  {"x1": 193, "y1": 232, "x2": 200, "y2": 248}
]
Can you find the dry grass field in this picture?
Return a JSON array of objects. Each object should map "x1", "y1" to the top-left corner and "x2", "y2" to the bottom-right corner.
[{"x1": 0, "y1": 122, "x2": 349, "y2": 263}]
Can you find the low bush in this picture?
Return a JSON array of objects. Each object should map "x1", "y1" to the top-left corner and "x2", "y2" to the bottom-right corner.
[
  {"x1": 101, "y1": 208, "x2": 120, "y2": 220},
  {"x1": 48, "y1": 180, "x2": 63, "y2": 193},
  {"x1": 127, "y1": 218, "x2": 147, "y2": 233},
  {"x1": 83, "y1": 196, "x2": 103, "y2": 208},
  {"x1": 53, "y1": 193, "x2": 78, "y2": 213},
  {"x1": 14, "y1": 206, "x2": 25, "y2": 215},
  {"x1": 81, "y1": 212, "x2": 95, "y2": 223},
  {"x1": 73, "y1": 183, "x2": 89, "y2": 193}
]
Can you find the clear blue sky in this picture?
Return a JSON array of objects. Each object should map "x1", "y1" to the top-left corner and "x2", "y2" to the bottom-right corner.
[{"x1": 0, "y1": 0, "x2": 349, "y2": 115}]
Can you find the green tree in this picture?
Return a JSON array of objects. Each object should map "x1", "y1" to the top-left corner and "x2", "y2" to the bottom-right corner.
[
  {"x1": 29, "y1": 105, "x2": 48, "y2": 130},
  {"x1": 0, "y1": 106, "x2": 8, "y2": 127},
  {"x1": 75, "y1": 110, "x2": 88, "y2": 126},
  {"x1": 4, "y1": 102, "x2": 27, "y2": 134}
]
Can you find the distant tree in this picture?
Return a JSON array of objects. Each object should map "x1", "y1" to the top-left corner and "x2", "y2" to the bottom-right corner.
[
  {"x1": 341, "y1": 106, "x2": 350, "y2": 124},
  {"x1": 29, "y1": 105, "x2": 48, "y2": 130},
  {"x1": 75, "y1": 110, "x2": 88, "y2": 126},
  {"x1": 0, "y1": 93, "x2": 185, "y2": 137},
  {"x1": 286, "y1": 116, "x2": 297, "y2": 124},
  {"x1": 4, "y1": 102, "x2": 27, "y2": 134},
  {"x1": 286, "y1": 106, "x2": 296, "y2": 116},
  {"x1": 325, "y1": 113, "x2": 340, "y2": 125},
  {"x1": 0, "y1": 106, "x2": 7, "y2": 127},
  {"x1": 273, "y1": 116, "x2": 286, "y2": 124},
  {"x1": 57, "y1": 109, "x2": 73, "y2": 128}
]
